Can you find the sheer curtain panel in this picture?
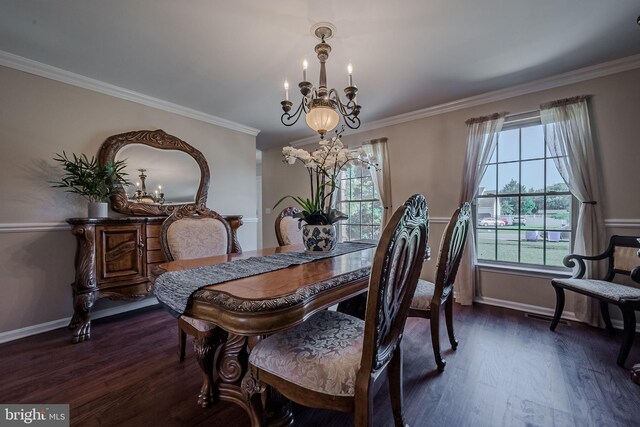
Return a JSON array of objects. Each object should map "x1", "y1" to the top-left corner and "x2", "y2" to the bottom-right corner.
[
  {"x1": 362, "y1": 138, "x2": 392, "y2": 225},
  {"x1": 540, "y1": 96, "x2": 605, "y2": 326},
  {"x1": 457, "y1": 113, "x2": 507, "y2": 305}
]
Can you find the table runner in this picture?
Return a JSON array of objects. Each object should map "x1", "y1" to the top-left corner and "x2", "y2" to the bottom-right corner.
[{"x1": 154, "y1": 241, "x2": 376, "y2": 317}]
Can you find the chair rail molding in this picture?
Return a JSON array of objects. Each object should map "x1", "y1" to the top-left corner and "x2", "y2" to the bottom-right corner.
[
  {"x1": 0, "y1": 50, "x2": 260, "y2": 137},
  {"x1": 0, "y1": 222, "x2": 70, "y2": 233},
  {"x1": 0, "y1": 218, "x2": 259, "y2": 233},
  {"x1": 604, "y1": 219, "x2": 640, "y2": 229}
]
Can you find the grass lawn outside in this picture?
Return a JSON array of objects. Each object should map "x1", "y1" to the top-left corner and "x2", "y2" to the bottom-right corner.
[{"x1": 477, "y1": 228, "x2": 571, "y2": 267}]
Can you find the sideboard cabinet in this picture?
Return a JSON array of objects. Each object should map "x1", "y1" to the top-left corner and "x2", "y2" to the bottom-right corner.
[{"x1": 67, "y1": 215, "x2": 242, "y2": 343}]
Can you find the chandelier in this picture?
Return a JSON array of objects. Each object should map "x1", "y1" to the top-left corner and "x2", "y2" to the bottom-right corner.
[
  {"x1": 129, "y1": 169, "x2": 165, "y2": 205},
  {"x1": 280, "y1": 23, "x2": 361, "y2": 138}
]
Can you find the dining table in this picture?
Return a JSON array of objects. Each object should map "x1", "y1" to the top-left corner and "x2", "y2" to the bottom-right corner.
[{"x1": 153, "y1": 242, "x2": 378, "y2": 426}]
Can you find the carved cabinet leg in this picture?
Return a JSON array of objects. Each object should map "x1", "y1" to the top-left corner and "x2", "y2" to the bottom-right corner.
[
  {"x1": 68, "y1": 292, "x2": 96, "y2": 343},
  {"x1": 193, "y1": 328, "x2": 227, "y2": 408}
]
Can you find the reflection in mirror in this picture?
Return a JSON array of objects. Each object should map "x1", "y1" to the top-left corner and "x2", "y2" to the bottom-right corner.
[
  {"x1": 97, "y1": 129, "x2": 210, "y2": 217},
  {"x1": 116, "y1": 145, "x2": 200, "y2": 205}
]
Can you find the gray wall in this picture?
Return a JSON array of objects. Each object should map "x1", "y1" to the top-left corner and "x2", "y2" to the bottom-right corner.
[{"x1": 0, "y1": 65, "x2": 258, "y2": 336}]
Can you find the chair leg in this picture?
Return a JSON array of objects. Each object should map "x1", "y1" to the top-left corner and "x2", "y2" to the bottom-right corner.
[
  {"x1": 600, "y1": 301, "x2": 615, "y2": 333},
  {"x1": 178, "y1": 326, "x2": 187, "y2": 362},
  {"x1": 430, "y1": 306, "x2": 445, "y2": 372},
  {"x1": 550, "y1": 285, "x2": 565, "y2": 331},
  {"x1": 388, "y1": 344, "x2": 407, "y2": 427},
  {"x1": 444, "y1": 295, "x2": 458, "y2": 350},
  {"x1": 354, "y1": 376, "x2": 374, "y2": 427},
  {"x1": 241, "y1": 371, "x2": 266, "y2": 427},
  {"x1": 617, "y1": 306, "x2": 636, "y2": 367}
]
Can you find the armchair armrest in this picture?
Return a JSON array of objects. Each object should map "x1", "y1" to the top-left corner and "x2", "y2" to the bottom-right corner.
[{"x1": 563, "y1": 251, "x2": 610, "y2": 279}]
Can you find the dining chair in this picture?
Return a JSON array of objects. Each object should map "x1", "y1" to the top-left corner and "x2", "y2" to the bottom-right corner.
[
  {"x1": 160, "y1": 204, "x2": 234, "y2": 364},
  {"x1": 408, "y1": 202, "x2": 471, "y2": 372},
  {"x1": 275, "y1": 206, "x2": 303, "y2": 246},
  {"x1": 550, "y1": 235, "x2": 640, "y2": 366},
  {"x1": 243, "y1": 194, "x2": 429, "y2": 427}
]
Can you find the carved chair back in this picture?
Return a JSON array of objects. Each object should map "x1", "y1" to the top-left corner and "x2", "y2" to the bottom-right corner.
[
  {"x1": 359, "y1": 194, "x2": 429, "y2": 375},
  {"x1": 431, "y1": 202, "x2": 472, "y2": 306},
  {"x1": 160, "y1": 204, "x2": 232, "y2": 261},
  {"x1": 275, "y1": 207, "x2": 303, "y2": 246},
  {"x1": 602, "y1": 236, "x2": 640, "y2": 283}
]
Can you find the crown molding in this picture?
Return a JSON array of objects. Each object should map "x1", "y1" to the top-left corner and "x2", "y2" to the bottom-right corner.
[
  {"x1": 0, "y1": 50, "x2": 260, "y2": 137},
  {"x1": 288, "y1": 53, "x2": 640, "y2": 147}
]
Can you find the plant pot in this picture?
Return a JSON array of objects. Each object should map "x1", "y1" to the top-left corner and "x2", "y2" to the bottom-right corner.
[
  {"x1": 302, "y1": 224, "x2": 337, "y2": 252},
  {"x1": 88, "y1": 202, "x2": 109, "y2": 218}
]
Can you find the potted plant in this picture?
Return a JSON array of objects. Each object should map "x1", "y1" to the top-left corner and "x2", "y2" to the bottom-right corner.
[
  {"x1": 274, "y1": 129, "x2": 376, "y2": 251},
  {"x1": 51, "y1": 152, "x2": 129, "y2": 218}
]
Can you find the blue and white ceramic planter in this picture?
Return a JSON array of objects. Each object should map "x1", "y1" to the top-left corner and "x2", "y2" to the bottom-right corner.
[{"x1": 302, "y1": 224, "x2": 337, "y2": 252}]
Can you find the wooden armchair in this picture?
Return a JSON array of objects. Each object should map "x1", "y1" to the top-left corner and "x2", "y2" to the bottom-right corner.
[
  {"x1": 243, "y1": 194, "x2": 429, "y2": 427},
  {"x1": 408, "y1": 202, "x2": 471, "y2": 371},
  {"x1": 550, "y1": 235, "x2": 640, "y2": 366},
  {"x1": 275, "y1": 206, "x2": 303, "y2": 246},
  {"x1": 160, "y1": 204, "x2": 237, "y2": 407}
]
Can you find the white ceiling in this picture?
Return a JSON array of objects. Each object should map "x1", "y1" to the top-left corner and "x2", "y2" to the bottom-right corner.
[{"x1": 1, "y1": 1, "x2": 639, "y2": 150}]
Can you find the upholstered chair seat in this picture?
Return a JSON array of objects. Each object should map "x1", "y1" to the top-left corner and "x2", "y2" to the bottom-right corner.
[
  {"x1": 410, "y1": 279, "x2": 436, "y2": 311},
  {"x1": 551, "y1": 278, "x2": 640, "y2": 302},
  {"x1": 249, "y1": 310, "x2": 364, "y2": 396}
]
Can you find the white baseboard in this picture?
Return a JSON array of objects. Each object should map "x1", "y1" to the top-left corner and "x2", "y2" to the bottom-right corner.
[
  {"x1": 0, "y1": 297, "x2": 159, "y2": 344},
  {"x1": 474, "y1": 295, "x2": 639, "y2": 332}
]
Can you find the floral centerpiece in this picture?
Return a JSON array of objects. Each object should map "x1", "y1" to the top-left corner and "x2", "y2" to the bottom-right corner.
[{"x1": 275, "y1": 129, "x2": 375, "y2": 251}]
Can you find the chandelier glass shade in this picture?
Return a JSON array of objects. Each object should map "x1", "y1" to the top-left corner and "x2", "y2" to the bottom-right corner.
[
  {"x1": 280, "y1": 24, "x2": 361, "y2": 138},
  {"x1": 305, "y1": 101, "x2": 340, "y2": 135}
]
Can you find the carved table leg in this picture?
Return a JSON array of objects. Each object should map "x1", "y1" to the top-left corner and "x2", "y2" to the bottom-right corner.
[
  {"x1": 68, "y1": 292, "x2": 96, "y2": 343},
  {"x1": 193, "y1": 328, "x2": 227, "y2": 408}
]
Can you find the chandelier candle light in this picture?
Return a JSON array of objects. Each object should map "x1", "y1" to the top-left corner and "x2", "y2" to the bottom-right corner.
[{"x1": 280, "y1": 23, "x2": 361, "y2": 139}]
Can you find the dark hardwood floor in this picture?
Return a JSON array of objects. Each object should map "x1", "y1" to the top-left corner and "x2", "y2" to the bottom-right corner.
[{"x1": 1, "y1": 304, "x2": 638, "y2": 426}]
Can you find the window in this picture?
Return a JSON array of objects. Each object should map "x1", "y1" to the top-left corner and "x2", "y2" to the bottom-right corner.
[
  {"x1": 475, "y1": 119, "x2": 574, "y2": 268},
  {"x1": 336, "y1": 161, "x2": 383, "y2": 241}
]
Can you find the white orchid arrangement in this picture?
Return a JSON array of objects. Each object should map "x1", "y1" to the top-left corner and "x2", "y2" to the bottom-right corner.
[{"x1": 274, "y1": 129, "x2": 377, "y2": 225}]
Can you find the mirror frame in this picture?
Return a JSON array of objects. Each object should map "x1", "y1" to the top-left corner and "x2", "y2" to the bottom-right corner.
[{"x1": 97, "y1": 129, "x2": 210, "y2": 216}]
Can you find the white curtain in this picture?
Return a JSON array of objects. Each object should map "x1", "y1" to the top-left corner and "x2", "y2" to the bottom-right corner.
[
  {"x1": 457, "y1": 113, "x2": 507, "y2": 305},
  {"x1": 540, "y1": 96, "x2": 605, "y2": 326},
  {"x1": 362, "y1": 138, "x2": 392, "y2": 225}
]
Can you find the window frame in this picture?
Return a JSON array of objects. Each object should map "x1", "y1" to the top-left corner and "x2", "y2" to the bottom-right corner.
[
  {"x1": 474, "y1": 115, "x2": 576, "y2": 270},
  {"x1": 335, "y1": 155, "x2": 383, "y2": 242}
]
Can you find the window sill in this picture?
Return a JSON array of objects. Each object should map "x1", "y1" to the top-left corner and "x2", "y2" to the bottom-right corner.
[{"x1": 476, "y1": 262, "x2": 573, "y2": 279}]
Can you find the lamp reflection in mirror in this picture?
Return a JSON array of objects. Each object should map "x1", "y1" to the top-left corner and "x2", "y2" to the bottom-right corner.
[
  {"x1": 280, "y1": 23, "x2": 361, "y2": 139},
  {"x1": 129, "y1": 168, "x2": 165, "y2": 204}
]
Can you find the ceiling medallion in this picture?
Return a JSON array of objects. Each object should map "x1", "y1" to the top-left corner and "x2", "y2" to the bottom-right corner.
[{"x1": 280, "y1": 23, "x2": 361, "y2": 138}]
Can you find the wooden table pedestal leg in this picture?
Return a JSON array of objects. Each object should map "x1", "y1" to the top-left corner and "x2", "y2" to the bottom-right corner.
[
  {"x1": 213, "y1": 333, "x2": 293, "y2": 426},
  {"x1": 193, "y1": 328, "x2": 227, "y2": 408}
]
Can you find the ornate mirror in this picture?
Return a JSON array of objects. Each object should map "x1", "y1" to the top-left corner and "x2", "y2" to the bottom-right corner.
[{"x1": 97, "y1": 129, "x2": 210, "y2": 216}]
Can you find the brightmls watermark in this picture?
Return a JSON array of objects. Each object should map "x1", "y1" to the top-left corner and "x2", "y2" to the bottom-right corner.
[{"x1": 1, "y1": 405, "x2": 68, "y2": 426}]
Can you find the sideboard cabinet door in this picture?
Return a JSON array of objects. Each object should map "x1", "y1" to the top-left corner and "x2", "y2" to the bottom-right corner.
[{"x1": 95, "y1": 224, "x2": 146, "y2": 286}]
